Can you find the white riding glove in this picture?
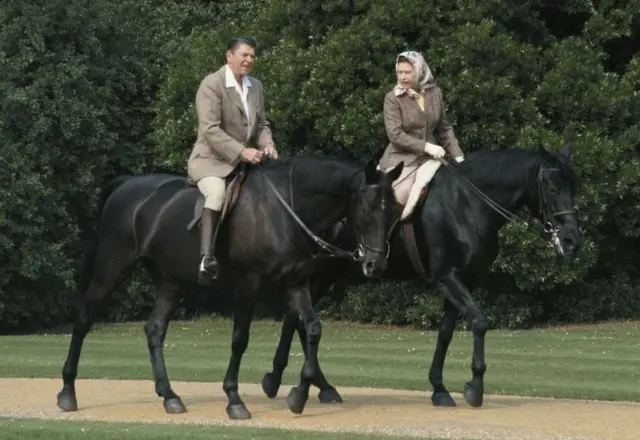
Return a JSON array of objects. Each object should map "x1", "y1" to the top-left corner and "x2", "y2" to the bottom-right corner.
[
  {"x1": 455, "y1": 156, "x2": 465, "y2": 163},
  {"x1": 424, "y1": 142, "x2": 445, "y2": 159}
]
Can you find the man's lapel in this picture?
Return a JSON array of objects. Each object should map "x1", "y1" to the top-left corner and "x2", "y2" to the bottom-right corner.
[
  {"x1": 247, "y1": 83, "x2": 258, "y2": 131},
  {"x1": 225, "y1": 87, "x2": 247, "y2": 121}
]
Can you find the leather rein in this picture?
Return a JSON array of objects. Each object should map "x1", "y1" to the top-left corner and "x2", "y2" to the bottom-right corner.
[{"x1": 256, "y1": 161, "x2": 386, "y2": 262}]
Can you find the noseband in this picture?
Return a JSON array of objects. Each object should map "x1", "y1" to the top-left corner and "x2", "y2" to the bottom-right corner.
[{"x1": 353, "y1": 237, "x2": 391, "y2": 262}]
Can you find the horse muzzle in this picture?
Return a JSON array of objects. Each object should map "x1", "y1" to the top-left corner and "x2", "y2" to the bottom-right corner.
[
  {"x1": 358, "y1": 243, "x2": 390, "y2": 278},
  {"x1": 552, "y1": 226, "x2": 581, "y2": 259},
  {"x1": 362, "y1": 258, "x2": 386, "y2": 278}
]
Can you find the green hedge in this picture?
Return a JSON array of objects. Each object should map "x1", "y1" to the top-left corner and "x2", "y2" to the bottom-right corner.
[{"x1": 1, "y1": 0, "x2": 638, "y2": 331}]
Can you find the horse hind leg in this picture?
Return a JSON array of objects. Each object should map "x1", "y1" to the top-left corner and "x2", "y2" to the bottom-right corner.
[
  {"x1": 56, "y1": 239, "x2": 137, "y2": 412},
  {"x1": 285, "y1": 281, "x2": 324, "y2": 415},
  {"x1": 261, "y1": 311, "x2": 297, "y2": 399},
  {"x1": 222, "y1": 275, "x2": 258, "y2": 420},
  {"x1": 308, "y1": 271, "x2": 343, "y2": 403},
  {"x1": 262, "y1": 312, "x2": 342, "y2": 403},
  {"x1": 143, "y1": 271, "x2": 184, "y2": 414}
]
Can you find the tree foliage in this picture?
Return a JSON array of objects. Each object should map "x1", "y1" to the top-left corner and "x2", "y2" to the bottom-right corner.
[
  {"x1": 154, "y1": 0, "x2": 640, "y2": 328},
  {"x1": 0, "y1": 0, "x2": 217, "y2": 329}
]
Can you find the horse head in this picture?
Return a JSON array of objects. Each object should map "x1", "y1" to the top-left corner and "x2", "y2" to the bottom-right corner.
[
  {"x1": 535, "y1": 142, "x2": 581, "y2": 258},
  {"x1": 350, "y1": 152, "x2": 403, "y2": 277}
]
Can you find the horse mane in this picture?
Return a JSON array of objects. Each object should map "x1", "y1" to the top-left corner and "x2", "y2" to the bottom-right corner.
[{"x1": 258, "y1": 155, "x2": 365, "y2": 194}]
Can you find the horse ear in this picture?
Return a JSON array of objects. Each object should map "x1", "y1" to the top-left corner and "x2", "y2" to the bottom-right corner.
[
  {"x1": 386, "y1": 161, "x2": 404, "y2": 182},
  {"x1": 558, "y1": 142, "x2": 572, "y2": 160},
  {"x1": 373, "y1": 147, "x2": 386, "y2": 163},
  {"x1": 365, "y1": 148, "x2": 386, "y2": 184},
  {"x1": 365, "y1": 157, "x2": 378, "y2": 184}
]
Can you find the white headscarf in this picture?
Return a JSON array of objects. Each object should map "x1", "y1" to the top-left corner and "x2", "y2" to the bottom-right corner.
[{"x1": 392, "y1": 51, "x2": 434, "y2": 98}]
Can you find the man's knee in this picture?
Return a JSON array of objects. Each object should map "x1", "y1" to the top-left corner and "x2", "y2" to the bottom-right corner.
[{"x1": 197, "y1": 177, "x2": 226, "y2": 211}]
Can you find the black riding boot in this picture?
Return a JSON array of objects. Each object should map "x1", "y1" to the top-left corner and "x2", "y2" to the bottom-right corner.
[{"x1": 199, "y1": 208, "x2": 221, "y2": 283}]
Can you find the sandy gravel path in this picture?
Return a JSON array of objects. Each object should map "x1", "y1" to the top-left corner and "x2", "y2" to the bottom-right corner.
[{"x1": 0, "y1": 378, "x2": 637, "y2": 439}]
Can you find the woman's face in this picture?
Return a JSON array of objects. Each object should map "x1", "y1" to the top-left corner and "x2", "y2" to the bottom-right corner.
[{"x1": 395, "y1": 61, "x2": 416, "y2": 88}]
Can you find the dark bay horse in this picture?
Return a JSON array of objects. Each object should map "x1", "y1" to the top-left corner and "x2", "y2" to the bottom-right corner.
[
  {"x1": 260, "y1": 144, "x2": 581, "y2": 408},
  {"x1": 55, "y1": 154, "x2": 404, "y2": 419}
]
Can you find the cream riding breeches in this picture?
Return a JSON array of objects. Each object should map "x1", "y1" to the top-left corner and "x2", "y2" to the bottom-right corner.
[
  {"x1": 392, "y1": 165, "x2": 419, "y2": 206},
  {"x1": 197, "y1": 176, "x2": 226, "y2": 211}
]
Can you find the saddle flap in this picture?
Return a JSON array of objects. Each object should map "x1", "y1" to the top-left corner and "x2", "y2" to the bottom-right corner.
[{"x1": 403, "y1": 220, "x2": 429, "y2": 278}]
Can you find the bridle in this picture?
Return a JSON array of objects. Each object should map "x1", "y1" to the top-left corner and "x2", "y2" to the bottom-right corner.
[
  {"x1": 537, "y1": 167, "x2": 576, "y2": 226},
  {"x1": 439, "y1": 158, "x2": 576, "y2": 249},
  {"x1": 256, "y1": 161, "x2": 389, "y2": 262},
  {"x1": 351, "y1": 183, "x2": 392, "y2": 262}
]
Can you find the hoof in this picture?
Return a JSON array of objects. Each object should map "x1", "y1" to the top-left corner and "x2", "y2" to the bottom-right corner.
[
  {"x1": 318, "y1": 387, "x2": 343, "y2": 404},
  {"x1": 261, "y1": 372, "x2": 281, "y2": 399},
  {"x1": 56, "y1": 390, "x2": 78, "y2": 412},
  {"x1": 286, "y1": 386, "x2": 309, "y2": 414},
  {"x1": 163, "y1": 397, "x2": 187, "y2": 414},
  {"x1": 464, "y1": 382, "x2": 484, "y2": 408},
  {"x1": 226, "y1": 403, "x2": 252, "y2": 420},
  {"x1": 431, "y1": 391, "x2": 456, "y2": 407}
]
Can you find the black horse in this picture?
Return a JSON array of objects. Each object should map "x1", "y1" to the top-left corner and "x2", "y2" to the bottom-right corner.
[
  {"x1": 55, "y1": 154, "x2": 404, "y2": 419},
  {"x1": 261, "y1": 144, "x2": 581, "y2": 408}
]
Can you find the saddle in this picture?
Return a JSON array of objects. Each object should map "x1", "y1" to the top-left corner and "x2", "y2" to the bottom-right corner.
[{"x1": 186, "y1": 164, "x2": 248, "y2": 231}]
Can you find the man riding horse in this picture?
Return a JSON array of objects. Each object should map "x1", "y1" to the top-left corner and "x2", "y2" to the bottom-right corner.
[{"x1": 187, "y1": 36, "x2": 278, "y2": 282}]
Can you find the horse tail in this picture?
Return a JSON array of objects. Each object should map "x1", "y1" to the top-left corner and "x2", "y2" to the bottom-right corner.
[{"x1": 72, "y1": 175, "x2": 133, "y2": 309}]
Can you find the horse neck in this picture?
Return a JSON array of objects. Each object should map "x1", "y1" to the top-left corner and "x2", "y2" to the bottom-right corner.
[
  {"x1": 290, "y1": 158, "x2": 360, "y2": 233},
  {"x1": 461, "y1": 150, "x2": 542, "y2": 225}
]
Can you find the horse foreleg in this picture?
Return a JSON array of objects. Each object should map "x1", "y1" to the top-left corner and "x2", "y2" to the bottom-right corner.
[
  {"x1": 428, "y1": 297, "x2": 459, "y2": 407},
  {"x1": 286, "y1": 282, "x2": 323, "y2": 414},
  {"x1": 144, "y1": 276, "x2": 183, "y2": 413},
  {"x1": 442, "y1": 270, "x2": 487, "y2": 408},
  {"x1": 222, "y1": 278, "x2": 257, "y2": 420},
  {"x1": 294, "y1": 317, "x2": 342, "y2": 403}
]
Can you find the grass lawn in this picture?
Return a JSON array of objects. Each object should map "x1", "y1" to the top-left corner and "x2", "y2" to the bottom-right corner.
[
  {"x1": 0, "y1": 418, "x2": 441, "y2": 440},
  {"x1": 1, "y1": 317, "x2": 639, "y2": 401}
]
